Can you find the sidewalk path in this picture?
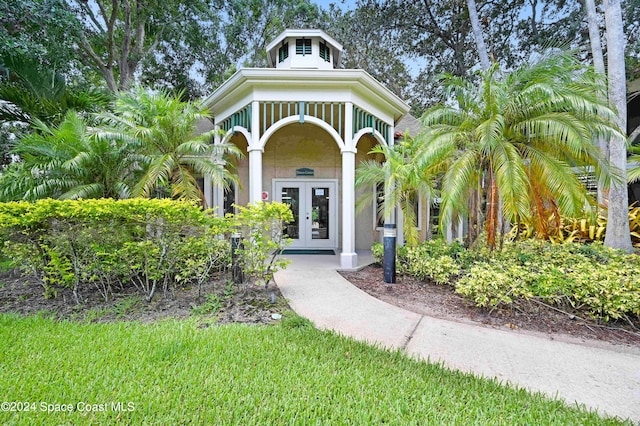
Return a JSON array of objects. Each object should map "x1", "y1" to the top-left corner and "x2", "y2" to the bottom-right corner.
[{"x1": 273, "y1": 252, "x2": 640, "y2": 423}]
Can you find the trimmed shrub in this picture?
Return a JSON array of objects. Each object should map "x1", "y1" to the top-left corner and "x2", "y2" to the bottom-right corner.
[
  {"x1": 0, "y1": 199, "x2": 231, "y2": 302},
  {"x1": 227, "y1": 201, "x2": 293, "y2": 286},
  {"x1": 374, "y1": 239, "x2": 640, "y2": 322}
]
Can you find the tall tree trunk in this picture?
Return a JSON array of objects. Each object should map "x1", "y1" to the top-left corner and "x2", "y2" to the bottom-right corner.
[
  {"x1": 468, "y1": 186, "x2": 478, "y2": 246},
  {"x1": 584, "y1": 0, "x2": 609, "y2": 208},
  {"x1": 466, "y1": 0, "x2": 491, "y2": 71},
  {"x1": 603, "y1": 0, "x2": 633, "y2": 253},
  {"x1": 485, "y1": 171, "x2": 498, "y2": 250},
  {"x1": 467, "y1": 0, "x2": 492, "y2": 247}
]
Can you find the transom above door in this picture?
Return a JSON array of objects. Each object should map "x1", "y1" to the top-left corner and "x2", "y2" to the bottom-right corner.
[{"x1": 274, "y1": 180, "x2": 337, "y2": 249}]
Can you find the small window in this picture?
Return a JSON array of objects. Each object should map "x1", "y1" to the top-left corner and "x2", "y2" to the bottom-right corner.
[
  {"x1": 430, "y1": 197, "x2": 441, "y2": 235},
  {"x1": 278, "y1": 43, "x2": 288, "y2": 63},
  {"x1": 374, "y1": 183, "x2": 421, "y2": 230},
  {"x1": 319, "y1": 42, "x2": 330, "y2": 62},
  {"x1": 223, "y1": 181, "x2": 236, "y2": 216},
  {"x1": 374, "y1": 182, "x2": 384, "y2": 229},
  {"x1": 296, "y1": 38, "x2": 311, "y2": 56}
]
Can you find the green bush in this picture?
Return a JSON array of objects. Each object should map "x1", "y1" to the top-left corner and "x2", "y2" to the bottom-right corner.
[
  {"x1": 227, "y1": 201, "x2": 293, "y2": 286},
  {"x1": 374, "y1": 239, "x2": 640, "y2": 322},
  {"x1": 371, "y1": 243, "x2": 411, "y2": 274},
  {"x1": 373, "y1": 239, "x2": 465, "y2": 283},
  {"x1": 456, "y1": 241, "x2": 640, "y2": 321},
  {"x1": 0, "y1": 199, "x2": 231, "y2": 302}
]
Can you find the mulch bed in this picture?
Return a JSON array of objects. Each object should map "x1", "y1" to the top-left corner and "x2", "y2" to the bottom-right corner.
[
  {"x1": 0, "y1": 270, "x2": 288, "y2": 325},
  {"x1": 340, "y1": 264, "x2": 640, "y2": 348}
]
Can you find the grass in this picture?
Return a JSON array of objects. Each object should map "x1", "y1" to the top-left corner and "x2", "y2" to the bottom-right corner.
[{"x1": 0, "y1": 313, "x2": 629, "y2": 425}]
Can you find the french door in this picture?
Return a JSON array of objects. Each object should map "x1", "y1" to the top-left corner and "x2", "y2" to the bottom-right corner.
[{"x1": 274, "y1": 180, "x2": 337, "y2": 249}]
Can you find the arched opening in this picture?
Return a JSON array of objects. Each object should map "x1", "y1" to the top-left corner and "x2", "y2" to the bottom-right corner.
[
  {"x1": 354, "y1": 133, "x2": 386, "y2": 250},
  {"x1": 226, "y1": 131, "x2": 250, "y2": 207},
  {"x1": 263, "y1": 121, "x2": 341, "y2": 250}
]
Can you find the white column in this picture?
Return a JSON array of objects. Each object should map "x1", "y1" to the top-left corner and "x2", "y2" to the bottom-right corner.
[
  {"x1": 204, "y1": 124, "x2": 219, "y2": 209},
  {"x1": 209, "y1": 125, "x2": 224, "y2": 216},
  {"x1": 446, "y1": 221, "x2": 454, "y2": 242},
  {"x1": 340, "y1": 102, "x2": 358, "y2": 269},
  {"x1": 204, "y1": 174, "x2": 213, "y2": 209},
  {"x1": 248, "y1": 148, "x2": 263, "y2": 204},
  {"x1": 249, "y1": 101, "x2": 262, "y2": 204}
]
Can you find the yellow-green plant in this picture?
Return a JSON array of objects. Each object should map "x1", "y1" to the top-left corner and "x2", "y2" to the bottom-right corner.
[
  {"x1": 508, "y1": 204, "x2": 640, "y2": 247},
  {"x1": 227, "y1": 201, "x2": 293, "y2": 287},
  {"x1": 0, "y1": 198, "x2": 231, "y2": 302}
]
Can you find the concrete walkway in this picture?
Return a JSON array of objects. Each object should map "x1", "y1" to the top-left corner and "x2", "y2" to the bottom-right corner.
[{"x1": 273, "y1": 252, "x2": 640, "y2": 423}]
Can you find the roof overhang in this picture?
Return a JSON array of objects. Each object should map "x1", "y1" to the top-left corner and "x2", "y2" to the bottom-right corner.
[{"x1": 204, "y1": 68, "x2": 410, "y2": 125}]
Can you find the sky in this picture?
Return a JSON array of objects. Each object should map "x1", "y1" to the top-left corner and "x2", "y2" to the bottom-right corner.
[{"x1": 312, "y1": 0, "x2": 359, "y2": 11}]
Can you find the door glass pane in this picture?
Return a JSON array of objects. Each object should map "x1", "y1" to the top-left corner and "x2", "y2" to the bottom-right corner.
[
  {"x1": 281, "y1": 187, "x2": 300, "y2": 239},
  {"x1": 311, "y1": 187, "x2": 329, "y2": 240}
]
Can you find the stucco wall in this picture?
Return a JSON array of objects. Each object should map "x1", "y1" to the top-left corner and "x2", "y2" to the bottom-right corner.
[
  {"x1": 355, "y1": 134, "x2": 384, "y2": 250},
  {"x1": 262, "y1": 123, "x2": 341, "y2": 180},
  {"x1": 230, "y1": 122, "x2": 385, "y2": 251}
]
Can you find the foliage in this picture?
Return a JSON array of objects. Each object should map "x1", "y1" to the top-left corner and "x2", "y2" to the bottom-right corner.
[
  {"x1": 628, "y1": 143, "x2": 640, "y2": 184},
  {"x1": 0, "y1": 111, "x2": 141, "y2": 201},
  {"x1": 373, "y1": 240, "x2": 466, "y2": 284},
  {"x1": 508, "y1": 204, "x2": 640, "y2": 247},
  {"x1": 98, "y1": 87, "x2": 241, "y2": 202},
  {"x1": 455, "y1": 241, "x2": 640, "y2": 321},
  {"x1": 1, "y1": 0, "x2": 325, "y2": 96},
  {"x1": 356, "y1": 135, "x2": 439, "y2": 246},
  {"x1": 190, "y1": 293, "x2": 223, "y2": 316},
  {"x1": 0, "y1": 198, "x2": 231, "y2": 302},
  {"x1": 377, "y1": 239, "x2": 640, "y2": 322},
  {"x1": 222, "y1": 0, "x2": 323, "y2": 68},
  {"x1": 321, "y1": 2, "x2": 413, "y2": 103},
  {"x1": 0, "y1": 199, "x2": 293, "y2": 302},
  {"x1": 415, "y1": 52, "x2": 623, "y2": 249},
  {"x1": 0, "y1": 0, "x2": 81, "y2": 76},
  {"x1": 228, "y1": 201, "x2": 293, "y2": 286},
  {"x1": 0, "y1": 52, "x2": 111, "y2": 125}
]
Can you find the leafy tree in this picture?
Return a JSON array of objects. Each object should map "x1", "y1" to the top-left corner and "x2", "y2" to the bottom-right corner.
[
  {"x1": 0, "y1": 111, "x2": 141, "y2": 201},
  {"x1": 0, "y1": 53, "x2": 111, "y2": 125},
  {"x1": 355, "y1": 136, "x2": 438, "y2": 246},
  {"x1": 66, "y1": 0, "x2": 227, "y2": 92},
  {"x1": 99, "y1": 87, "x2": 241, "y2": 202},
  {"x1": 0, "y1": 51, "x2": 111, "y2": 173},
  {"x1": 415, "y1": 52, "x2": 622, "y2": 249},
  {"x1": 222, "y1": 0, "x2": 323, "y2": 68},
  {"x1": 321, "y1": 2, "x2": 413, "y2": 102},
  {"x1": 0, "y1": 0, "x2": 80, "y2": 74}
]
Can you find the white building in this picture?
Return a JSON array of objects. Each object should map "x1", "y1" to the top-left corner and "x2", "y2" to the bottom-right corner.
[{"x1": 203, "y1": 29, "x2": 410, "y2": 268}]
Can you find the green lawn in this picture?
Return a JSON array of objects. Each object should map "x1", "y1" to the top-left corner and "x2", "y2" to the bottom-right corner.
[{"x1": 0, "y1": 314, "x2": 627, "y2": 425}]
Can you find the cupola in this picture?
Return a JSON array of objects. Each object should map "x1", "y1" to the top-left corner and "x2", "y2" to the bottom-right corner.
[{"x1": 265, "y1": 29, "x2": 343, "y2": 70}]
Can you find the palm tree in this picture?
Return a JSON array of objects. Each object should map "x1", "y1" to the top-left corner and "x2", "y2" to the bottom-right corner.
[
  {"x1": 0, "y1": 53, "x2": 110, "y2": 126},
  {"x1": 99, "y1": 87, "x2": 240, "y2": 203},
  {"x1": 355, "y1": 135, "x2": 438, "y2": 246},
  {"x1": 416, "y1": 52, "x2": 623, "y2": 250},
  {"x1": 0, "y1": 111, "x2": 140, "y2": 201}
]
